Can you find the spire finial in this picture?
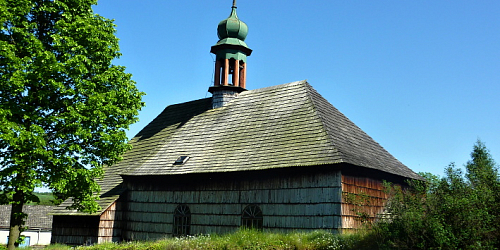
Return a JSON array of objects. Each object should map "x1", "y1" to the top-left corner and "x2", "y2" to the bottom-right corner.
[{"x1": 232, "y1": 0, "x2": 237, "y2": 8}]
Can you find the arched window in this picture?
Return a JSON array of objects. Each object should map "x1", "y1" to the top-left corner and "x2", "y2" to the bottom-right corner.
[
  {"x1": 241, "y1": 205, "x2": 263, "y2": 229},
  {"x1": 173, "y1": 205, "x2": 191, "y2": 236}
]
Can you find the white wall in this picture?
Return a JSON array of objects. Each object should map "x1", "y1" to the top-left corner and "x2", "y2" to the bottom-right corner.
[{"x1": 0, "y1": 229, "x2": 52, "y2": 246}]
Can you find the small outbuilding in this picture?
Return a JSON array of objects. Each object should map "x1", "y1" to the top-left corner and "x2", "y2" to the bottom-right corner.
[
  {"x1": 0, "y1": 205, "x2": 54, "y2": 247},
  {"x1": 51, "y1": 2, "x2": 421, "y2": 245}
]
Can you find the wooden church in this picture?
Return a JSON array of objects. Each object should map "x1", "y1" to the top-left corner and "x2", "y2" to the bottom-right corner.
[{"x1": 51, "y1": 2, "x2": 421, "y2": 245}]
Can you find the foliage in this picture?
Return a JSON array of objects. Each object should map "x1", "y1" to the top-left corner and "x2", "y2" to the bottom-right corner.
[
  {"x1": 342, "y1": 191, "x2": 372, "y2": 224},
  {"x1": 25, "y1": 192, "x2": 60, "y2": 205},
  {"x1": 373, "y1": 140, "x2": 500, "y2": 249},
  {"x1": 0, "y1": 0, "x2": 144, "y2": 248},
  {"x1": 42, "y1": 244, "x2": 73, "y2": 250},
  {"x1": 21, "y1": 229, "x2": 379, "y2": 250}
]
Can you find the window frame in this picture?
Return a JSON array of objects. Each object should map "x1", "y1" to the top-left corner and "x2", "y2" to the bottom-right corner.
[
  {"x1": 241, "y1": 204, "x2": 263, "y2": 229},
  {"x1": 173, "y1": 204, "x2": 191, "y2": 236}
]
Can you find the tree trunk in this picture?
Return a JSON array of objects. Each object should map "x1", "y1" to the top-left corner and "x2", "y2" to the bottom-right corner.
[{"x1": 7, "y1": 190, "x2": 25, "y2": 250}]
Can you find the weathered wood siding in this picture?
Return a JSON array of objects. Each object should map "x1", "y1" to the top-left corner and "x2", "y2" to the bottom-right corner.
[
  {"x1": 123, "y1": 168, "x2": 342, "y2": 241},
  {"x1": 51, "y1": 215, "x2": 99, "y2": 245},
  {"x1": 98, "y1": 201, "x2": 123, "y2": 243},
  {"x1": 341, "y1": 175, "x2": 387, "y2": 230}
]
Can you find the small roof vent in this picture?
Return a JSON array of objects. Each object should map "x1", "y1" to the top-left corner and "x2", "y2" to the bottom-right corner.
[{"x1": 173, "y1": 156, "x2": 190, "y2": 165}]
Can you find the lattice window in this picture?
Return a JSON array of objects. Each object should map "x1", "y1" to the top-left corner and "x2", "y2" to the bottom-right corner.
[
  {"x1": 173, "y1": 205, "x2": 191, "y2": 236},
  {"x1": 241, "y1": 205, "x2": 263, "y2": 229}
]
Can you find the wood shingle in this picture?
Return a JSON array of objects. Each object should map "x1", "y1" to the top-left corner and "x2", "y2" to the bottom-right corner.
[
  {"x1": 0, "y1": 205, "x2": 54, "y2": 230},
  {"x1": 53, "y1": 80, "x2": 420, "y2": 216},
  {"x1": 125, "y1": 80, "x2": 419, "y2": 179}
]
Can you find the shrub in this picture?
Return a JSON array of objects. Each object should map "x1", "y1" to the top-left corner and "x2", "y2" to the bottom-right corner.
[{"x1": 373, "y1": 140, "x2": 500, "y2": 249}]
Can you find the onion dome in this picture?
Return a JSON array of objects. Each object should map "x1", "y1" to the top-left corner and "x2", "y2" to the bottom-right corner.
[
  {"x1": 214, "y1": 6, "x2": 249, "y2": 49},
  {"x1": 209, "y1": 1, "x2": 252, "y2": 102},
  {"x1": 217, "y1": 6, "x2": 248, "y2": 41}
]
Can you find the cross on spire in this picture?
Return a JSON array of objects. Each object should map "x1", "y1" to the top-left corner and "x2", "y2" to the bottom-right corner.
[{"x1": 232, "y1": 0, "x2": 237, "y2": 8}]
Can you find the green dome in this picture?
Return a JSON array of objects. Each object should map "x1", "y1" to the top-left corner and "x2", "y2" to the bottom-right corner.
[{"x1": 217, "y1": 7, "x2": 248, "y2": 41}]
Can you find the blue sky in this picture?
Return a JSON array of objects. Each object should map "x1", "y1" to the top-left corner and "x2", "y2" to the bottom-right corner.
[{"x1": 93, "y1": 1, "x2": 499, "y2": 177}]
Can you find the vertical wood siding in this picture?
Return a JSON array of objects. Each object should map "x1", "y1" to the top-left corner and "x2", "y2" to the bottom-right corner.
[
  {"x1": 123, "y1": 170, "x2": 342, "y2": 241},
  {"x1": 341, "y1": 175, "x2": 387, "y2": 230},
  {"x1": 98, "y1": 201, "x2": 123, "y2": 243},
  {"x1": 52, "y1": 201, "x2": 124, "y2": 245},
  {"x1": 51, "y1": 215, "x2": 99, "y2": 245}
]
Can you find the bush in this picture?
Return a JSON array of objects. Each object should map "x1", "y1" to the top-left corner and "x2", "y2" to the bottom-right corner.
[{"x1": 373, "y1": 140, "x2": 500, "y2": 249}]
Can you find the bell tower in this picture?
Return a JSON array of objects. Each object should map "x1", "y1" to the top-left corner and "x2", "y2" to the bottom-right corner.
[{"x1": 209, "y1": 0, "x2": 252, "y2": 108}]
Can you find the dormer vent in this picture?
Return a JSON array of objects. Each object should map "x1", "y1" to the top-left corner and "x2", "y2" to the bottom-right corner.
[{"x1": 174, "y1": 156, "x2": 190, "y2": 165}]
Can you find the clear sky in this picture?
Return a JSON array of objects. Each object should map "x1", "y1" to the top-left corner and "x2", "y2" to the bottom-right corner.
[{"x1": 92, "y1": 0, "x2": 499, "y2": 177}]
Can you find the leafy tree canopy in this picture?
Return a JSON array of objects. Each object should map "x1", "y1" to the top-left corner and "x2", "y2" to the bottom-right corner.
[
  {"x1": 374, "y1": 140, "x2": 500, "y2": 249},
  {"x1": 0, "y1": 0, "x2": 144, "y2": 248}
]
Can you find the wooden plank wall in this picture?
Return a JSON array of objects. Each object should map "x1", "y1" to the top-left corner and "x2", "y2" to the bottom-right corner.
[
  {"x1": 98, "y1": 201, "x2": 123, "y2": 243},
  {"x1": 341, "y1": 175, "x2": 387, "y2": 231},
  {"x1": 123, "y1": 170, "x2": 342, "y2": 241},
  {"x1": 51, "y1": 215, "x2": 99, "y2": 245}
]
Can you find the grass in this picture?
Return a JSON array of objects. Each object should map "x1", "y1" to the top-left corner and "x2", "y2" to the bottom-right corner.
[{"x1": 4, "y1": 229, "x2": 380, "y2": 250}]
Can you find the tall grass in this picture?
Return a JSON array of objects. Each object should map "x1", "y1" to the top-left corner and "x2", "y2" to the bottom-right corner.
[{"x1": 18, "y1": 229, "x2": 379, "y2": 250}]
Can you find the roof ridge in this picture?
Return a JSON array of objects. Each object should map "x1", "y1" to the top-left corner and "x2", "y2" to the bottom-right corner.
[
  {"x1": 163, "y1": 97, "x2": 212, "y2": 108},
  {"x1": 243, "y1": 80, "x2": 307, "y2": 94},
  {"x1": 305, "y1": 84, "x2": 421, "y2": 179},
  {"x1": 302, "y1": 81, "x2": 346, "y2": 162}
]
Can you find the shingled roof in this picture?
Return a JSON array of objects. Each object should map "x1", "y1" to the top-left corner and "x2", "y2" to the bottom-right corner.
[
  {"x1": 53, "y1": 80, "x2": 421, "y2": 215},
  {"x1": 123, "y1": 80, "x2": 419, "y2": 179},
  {"x1": 0, "y1": 205, "x2": 54, "y2": 230}
]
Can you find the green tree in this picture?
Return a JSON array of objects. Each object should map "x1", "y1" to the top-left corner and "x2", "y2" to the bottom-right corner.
[
  {"x1": 374, "y1": 140, "x2": 500, "y2": 249},
  {"x1": 0, "y1": 0, "x2": 144, "y2": 248}
]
